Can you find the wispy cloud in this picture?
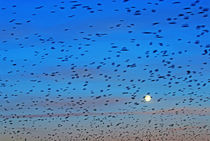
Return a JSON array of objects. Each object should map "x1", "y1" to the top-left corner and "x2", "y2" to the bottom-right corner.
[{"x1": 1, "y1": 107, "x2": 209, "y2": 119}]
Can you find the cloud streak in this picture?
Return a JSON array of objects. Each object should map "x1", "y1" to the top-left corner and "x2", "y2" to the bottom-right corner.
[{"x1": 1, "y1": 107, "x2": 209, "y2": 119}]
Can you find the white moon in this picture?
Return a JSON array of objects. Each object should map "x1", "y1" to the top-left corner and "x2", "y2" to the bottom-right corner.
[{"x1": 144, "y1": 95, "x2": 152, "y2": 102}]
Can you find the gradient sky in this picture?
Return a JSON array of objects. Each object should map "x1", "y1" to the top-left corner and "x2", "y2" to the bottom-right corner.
[{"x1": 0, "y1": 0, "x2": 210, "y2": 141}]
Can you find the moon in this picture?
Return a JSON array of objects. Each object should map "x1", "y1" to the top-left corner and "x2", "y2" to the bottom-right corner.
[{"x1": 144, "y1": 95, "x2": 152, "y2": 102}]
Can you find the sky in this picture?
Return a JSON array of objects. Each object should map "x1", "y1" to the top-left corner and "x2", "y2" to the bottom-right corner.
[{"x1": 0, "y1": 0, "x2": 210, "y2": 141}]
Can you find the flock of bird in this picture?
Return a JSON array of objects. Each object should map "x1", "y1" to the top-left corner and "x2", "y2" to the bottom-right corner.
[{"x1": 0, "y1": 0, "x2": 209, "y2": 141}]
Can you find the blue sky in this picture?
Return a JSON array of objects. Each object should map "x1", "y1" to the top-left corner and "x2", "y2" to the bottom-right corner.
[{"x1": 0, "y1": 0, "x2": 210, "y2": 140}]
